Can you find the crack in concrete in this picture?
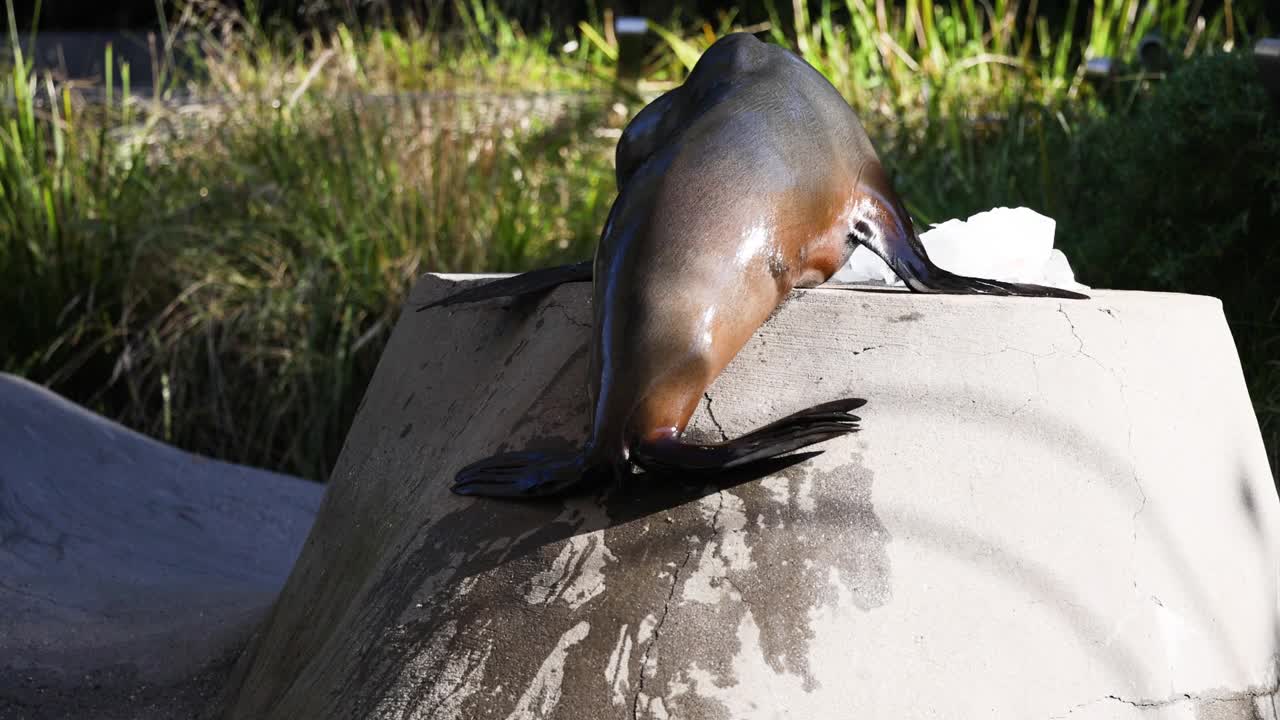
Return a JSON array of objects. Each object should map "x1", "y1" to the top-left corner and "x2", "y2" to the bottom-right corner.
[
  {"x1": 1104, "y1": 311, "x2": 1147, "y2": 598},
  {"x1": 1049, "y1": 687, "x2": 1278, "y2": 718},
  {"x1": 703, "y1": 394, "x2": 730, "y2": 442},
  {"x1": 629, "y1": 492, "x2": 726, "y2": 719},
  {"x1": 1010, "y1": 356, "x2": 1045, "y2": 418},
  {"x1": 1057, "y1": 304, "x2": 1108, "y2": 371},
  {"x1": 629, "y1": 551, "x2": 690, "y2": 720},
  {"x1": 1057, "y1": 304, "x2": 1147, "y2": 595},
  {"x1": 959, "y1": 342, "x2": 1056, "y2": 360},
  {"x1": 544, "y1": 301, "x2": 590, "y2": 330}
]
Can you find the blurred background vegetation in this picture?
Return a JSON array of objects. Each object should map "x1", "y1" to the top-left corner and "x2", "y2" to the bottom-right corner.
[{"x1": 1, "y1": 0, "x2": 1276, "y2": 481}]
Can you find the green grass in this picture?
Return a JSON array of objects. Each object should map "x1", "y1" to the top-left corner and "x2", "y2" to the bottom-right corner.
[
  {"x1": 1, "y1": 0, "x2": 620, "y2": 478},
  {"x1": 179, "y1": 0, "x2": 617, "y2": 97},
  {"x1": 2, "y1": 0, "x2": 1275, "y2": 479}
]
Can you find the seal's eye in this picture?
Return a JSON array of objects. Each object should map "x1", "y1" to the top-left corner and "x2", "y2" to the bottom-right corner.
[{"x1": 850, "y1": 220, "x2": 873, "y2": 244}]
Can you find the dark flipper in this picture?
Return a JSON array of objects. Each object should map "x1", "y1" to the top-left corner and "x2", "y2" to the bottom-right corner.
[
  {"x1": 850, "y1": 161, "x2": 1089, "y2": 300},
  {"x1": 451, "y1": 449, "x2": 606, "y2": 497},
  {"x1": 416, "y1": 260, "x2": 594, "y2": 311},
  {"x1": 631, "y1": 398, "x2": 865, "y2": 475},
  {"x1": 902, "y1": 266, "x2": 1091, "y2": 300},
  {"x1": 860, "y1": 217, "x2": 1090, "y2": 300}
]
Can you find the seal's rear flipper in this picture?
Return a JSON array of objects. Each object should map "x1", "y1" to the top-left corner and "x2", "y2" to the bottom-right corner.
[
  {"x1": 632, "y1": 398, "x2": 865, "y2": 475},
  {"x1": 416, "y1": 260, "x2": 594, "y2": 311},
  {"x1": 451, "y1": 449, "x2": 604, "y2": 497}
]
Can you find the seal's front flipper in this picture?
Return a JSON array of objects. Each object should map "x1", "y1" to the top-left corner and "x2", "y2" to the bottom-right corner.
[
  {"x1": 849, "y1": 161, "x2": 1089, "y2": 300},
  {"x1": 451, "y1": 449, "x2": 602, "y2": 498},
  {"x1": 416, "y1": 260, "x2": 593, "y2": 311},
  {"x1": 632, "y1": 398, "x2": 865, "y2": 475},
  {"x1": 906, "y1": 266, "x2": 1090, "y2": 300}
]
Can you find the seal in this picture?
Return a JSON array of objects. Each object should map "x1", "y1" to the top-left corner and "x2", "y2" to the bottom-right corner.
[{"x1": 422, "y1": 33, "x2": 1088, "y2": 497}]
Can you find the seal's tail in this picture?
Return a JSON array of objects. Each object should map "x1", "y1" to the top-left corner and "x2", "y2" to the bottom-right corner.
[
  {"x1": 631, "y1": 398, "x2": 865, "y2": 475},
  {"x1": 417, "y1": 261, "x2": 593, "y2": 311},
  {"x1": 450, "y1": 449, "x2": 609, "y2": 498}
]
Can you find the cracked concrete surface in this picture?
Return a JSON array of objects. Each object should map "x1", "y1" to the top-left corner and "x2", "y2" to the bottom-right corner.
[
  {"x1": 1050, "y1": 687, "x2": 1280, "y2": 718},
  {"x1": 217, "y1": 275, "x2": 1280, "y2": 719},
  {"x1": 701, "y1": 393, "x2": 731, "y2": 442},
  {"x1": 630, "y1": 539, "x2": 695, "y2": 719}
]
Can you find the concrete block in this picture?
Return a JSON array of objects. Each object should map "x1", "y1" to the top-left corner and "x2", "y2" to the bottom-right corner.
[
  {"x1": 0, "y1": 374, "x2": 321, "y2": 718},
  {"x1": 221, "y1": 274, "x2": 1279, "y2": 719}
]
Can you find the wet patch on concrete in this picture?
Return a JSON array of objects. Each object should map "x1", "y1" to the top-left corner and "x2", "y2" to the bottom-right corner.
[
  {"x1": 624, "y1": 457, "x2": 891, "y2": 718},
  {"x1": 304, "y1": 443, "x2": 889, "y2": 720}
]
